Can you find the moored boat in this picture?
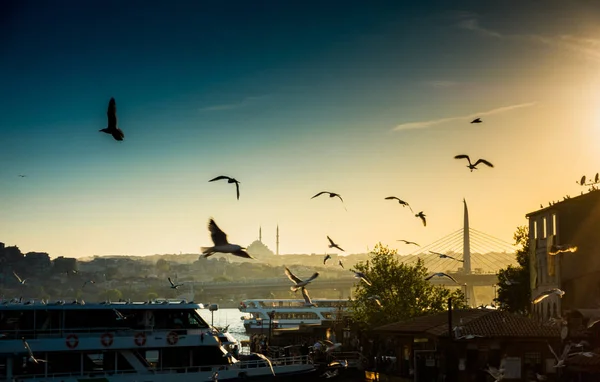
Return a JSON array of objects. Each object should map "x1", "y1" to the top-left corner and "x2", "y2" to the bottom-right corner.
[{"x1": 0, "y1": 299, "x2": 316, "y2": 381}]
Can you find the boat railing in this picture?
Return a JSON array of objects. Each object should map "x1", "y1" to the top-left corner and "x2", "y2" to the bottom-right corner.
[
  {"x1": 1, "y1": 326, "x2": 197, "y2": 340},
  {"x1": 12, "y1": 355, "x2": 313, "y2": 380}
]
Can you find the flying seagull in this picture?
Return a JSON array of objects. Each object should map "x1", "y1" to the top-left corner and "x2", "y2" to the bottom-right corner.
[
  {"x1": 471, "y1": 118, "x2": 482, "y2": 124},
  {"x1": 548, "y1": 244, "x2": 577, "y2": 256},
  {"x1": 168, "y1": 277, "x2": 184, "y2": 289},
  {"x1": 209, "y1": 176, "x2": 241, "y2": 200},
  {"x1": 13, "y1": 271, "x2": 27, "y2": 285},
  {"x1": 425, "y1": 272, "x2": 458, "y2": 284},
  {"x1": 252, "y1": 352, "x2": 276, "y2": 376},
  {"x1": 503, "y1": 279, "x2": 520, "y2": 286},
  {"x1": 301, "y1": 287, "x2": 317, "y2": 307},
  {"x1": 327, "y1": 236, "x2": 345, "y2": 252},
  {"x1": 352, "y1": 271, "x2": 372, "y2": 286},
  {"x1": 430, "y1": 251, "x2": 464, "y2": 262},
  {"x1": 532, "y1": 288, "x2": 565, "y2": 304},
  {"x1": 547, "y1": 342, "x2": 572, "y2": 368},
  {"x1": 284, "y1": 267, "x2": 319, "y2": 292},
  {"x1": 415, "y1": 211, "x2": 427, "y2": 227},
  {"x1": 18, "y1": 174, "x2": 26, "y2": 178},
  {"x1": 99, "y1": 97, "x2": 124, "y2": 141},
  {"x1": 312, "y1": 191, "x2": 343, "y2": 203},
  {"x1": 22, "y1": 338, "x2": 48, "y2": 364},
  {"x1": 338, "y1": 259, "x2": 344, "y2": 269},
  {"x1": 368, "y1": 295, "x2": 382, "y2": 307},
  {"x1": 484, "y1": 366, "x2": 504, "y2": 382},
  {"x1": 323, "y1": 254, "x2": 331, "y2": 264},
  {"x1": 201, "y1": 219, "x2": 253, "y2": 259},
  {"x1": 454, "y1": 155, "x2": 494, "y2": 171},
  {"x1": 398, "y1": 240, "x2": 420, "y2": 246},
  {"x1": 384, "y1": 197, "x2": 413, "y2": 212}
]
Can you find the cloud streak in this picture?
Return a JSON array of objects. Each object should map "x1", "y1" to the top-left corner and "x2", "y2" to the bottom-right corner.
[
  {"x1": 459, "y1": 16, "x2": 600, "y2": 62},
  {"x1": 199, "y1": 95, "x2": 270, "y2": 112},
  {"x1": 393, "y1": 102, "x2": 536, "y2": 131}
]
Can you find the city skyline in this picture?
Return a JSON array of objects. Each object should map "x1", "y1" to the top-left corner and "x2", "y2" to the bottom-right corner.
[{"x1": 2, "y1": 1, "x2": 600, "y2": 258}]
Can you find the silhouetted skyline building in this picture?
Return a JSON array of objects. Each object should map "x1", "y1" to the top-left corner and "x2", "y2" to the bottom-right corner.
[{"x1": 527, "y1": 189, "x2": 600, "y2": 321}]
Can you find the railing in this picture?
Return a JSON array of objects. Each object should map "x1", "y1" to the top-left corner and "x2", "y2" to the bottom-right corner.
[
  {"x1": 0, "y1": 326, "x2": 198, "y2": 340},
  {"x1": 12, "y1": 355, "x2": 313, "y2": 380}
]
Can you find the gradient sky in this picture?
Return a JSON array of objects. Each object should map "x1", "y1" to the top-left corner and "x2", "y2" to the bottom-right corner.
[{"x1": 2, "y1": 1, "x2": 600, "y2": 258}]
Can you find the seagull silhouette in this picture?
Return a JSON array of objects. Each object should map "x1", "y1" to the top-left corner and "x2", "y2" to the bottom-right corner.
[
  {"x1": 548, "y1": 245, "x2": 577, "y2": 256},
  {"x1": 352, "y1": 271, "x2": 372, "y2": 286},
  {"x1": 201, "y1": 219, "x2": 253, "y2": 259},
  {"x1": 532, "y1": 288, "x2": 565, "y2": 304},
  {"x1": 471, "y1": 118, "x2": 482, "y2": 124},
  {"x1": 368, "y1": 295, "x2": 382, "y2": 307},
  {"x1": 384, "y1": 197, "x2": 413, "y2": 212},
  {"x1": 430, "y1": 251, "x2": 464, "y2": 262},
  {"x1": 284, "y1": 267, "x2": 319, "y2": 292},
  {"x1": 323, "y1": 254, "x2": 331, "y2": 265},
  {"x1": 18, "y1": 174, "x2": 26, "y2": 178},
  {"x1": 301, "y1": 287, "x2": 317, "y2": 307},
  {"x1": 578, "y1": 175, "x2": 586, "y2": 186},
  {"x1": 547, "y1": 342, "x2": 573, "y2": 368},
  {"x1": 252, "y1": 352, "x2": 275, "y2": 376},
  {"x1": 82, "y1": 280, "x2": 95, "y2": 289},
  {"x1": 454, "y1": 155, "x2": 494, "y2": 171},
  {"x1": 209, "y1": 176, "x2": 241, "y2": 200},
  {"x1": 425, "y1": 272, "x2": 458, "y2": 284},
  {"x1": 99, "y1": 97, "x2": 124, "y2": 141},
  {"x1": 398, "y1": 240, "x2": 419, "y2": 246},
  {"x1": 22, "y1": 338, "x2": 48, "y2": 364},
  {"x1": 327, "y1": 236, "x2": 345, "y2": 252},
  {"x1": 168, "y1": 277, "x2": 184, "y2": 289},
  {"x1": 13, "y1": 271, "x2": 27, "y2": 285},
  {"x1": 415, "y1": 211, "x2": 427, "y2": 227},
  {"x1": 312, "y1": 191, "x2": 347, "y2": 210}
]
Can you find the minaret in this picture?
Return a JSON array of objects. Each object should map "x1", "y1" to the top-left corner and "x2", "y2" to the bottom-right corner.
[
  {"x1": 463, "y1": 198, "x2": 471, "y2": 274},
  {"x1": 259, "y1": 226, "x2": 262, "y2": 242},
  {"x1": 276, "y1": 225, "x2": 279, "y2": 255}
]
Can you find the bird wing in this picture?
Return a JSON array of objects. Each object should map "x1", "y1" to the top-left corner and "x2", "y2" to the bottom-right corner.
[
  {"x1": 360, "y1": 275, "x2": 373, "y2": 286},
  {"x1": 284, "y1": 267, "x2": 302, "y2": 284},
  {"x1": 305, "y1": 272, "x2": 319, "y2": 283},
  {"x1": 430, "y1": 251, "x2": 445, "y2": 256},
  {"x1": 208, "y1": 219, "x2": 229, "y2": 245},
  {"x1": 454, "y1": 154, "x2": 471, "y2": 165},
  {"x1": 253, "y1": 353, "x2": 275, "y2": 376},
  {"x1": 13, "y1": 271, "x2": 22, "y2": 283},
  {"x1": 474, "y1": 159, "x2": 494, "y2": 168},
  {"x1": 327, "y1": 236, "x2": 335, "y2": 246},
  {"x1": 235, "y1": 182, "x2": 240, "y2": 200},
  {"x1": 533, "y1": 291, "x2": 551, "y2": 304},
  {"x1": 311, "y1": 191, "x2": 327, "y2": 199},
  {"x1": 596, "y1": 173, "x2": 599, "y2": 183},
  {"x1": 581, "y1": 175, "x2": 586, "y2": 185},
  {"x1": 424, "y1": 274, "x2": 434, "y2": 281},
  {"x1": 168, "y1": 277, "x2": 175, "y2": 287},
  {"x1": 442, "y1": 273, "x2": 459, "y2": 283},
  {"x1": 334, "y1": 244, "x2": 345, "y2": 252},
  {"x1": 338, "y1": 260, "x2": 344, "y2": 268},
  {"x1": 420, "y1": 215, "x2": 427, "y2": 227},
  {"x1": 23, "y1": 339, "x2": 34, "y2": 357},
  {"x1": 209, "y1": 176, "x2": 230, "y2": 182},
  {"x1": 334, "y1": 193, "x2": 344, "y2": 203},
  {"x1": 232, "y1": 250, "x2": 254, "y2": 259},
  {"x1": 323, "y1": 255, "x2": 331, "y2": 264},
  {"x1": 560, "y1": 343, "x2": 572, "y2": 360},
  {"x1": 301, "y1": 287, "x2": 313, "y2": 304},
  {"x1": 107, "y1": 98, "x2": 117, "y2": 128},
  {"x1": 385, "y1": 196, "x2": 399, "y2": 201}
]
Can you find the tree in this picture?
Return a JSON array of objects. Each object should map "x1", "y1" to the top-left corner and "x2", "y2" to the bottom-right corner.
[
  {"x1": 495, "y1": 226, "x2": 531, "y2": 315},
  {"x1": 350, "y1": 243, "x2": 468, "y2": 328}
]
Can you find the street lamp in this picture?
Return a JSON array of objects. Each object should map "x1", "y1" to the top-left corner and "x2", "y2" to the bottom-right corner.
[{"x1": 267, "y1": 310, "x2": 276, "y2": 346}]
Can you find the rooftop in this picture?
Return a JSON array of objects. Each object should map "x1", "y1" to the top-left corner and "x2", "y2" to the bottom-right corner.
[{"x1": 375, "y1": 309, "x2": 560, "y2": 338}]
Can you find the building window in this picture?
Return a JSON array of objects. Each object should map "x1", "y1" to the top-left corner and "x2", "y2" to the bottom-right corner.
[
  {"x1": 543, "y1": 217, "x2": 547, "y2": 238},
  {"x1": 552, "y1": 214, "x2": 557, "y2": 236},
  {"x1": 533, "y1": 221, "x2": 538, "y2": 239},
  {"x1": 524, "y1": 352, "x2": 541, "y2": 368}
]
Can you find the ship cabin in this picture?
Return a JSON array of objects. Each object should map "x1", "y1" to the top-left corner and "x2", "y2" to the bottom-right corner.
[{"x1": 0, "y1": 300, "x2": 236, "y2": 379}]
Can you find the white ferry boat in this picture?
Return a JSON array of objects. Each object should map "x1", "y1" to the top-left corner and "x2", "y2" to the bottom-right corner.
[
  {"x1": 0, "y1": 299, "x2": 316, "y2": 381},
  {"x1": 239, "y1": 298, "x2": 351, "y2": 334}
]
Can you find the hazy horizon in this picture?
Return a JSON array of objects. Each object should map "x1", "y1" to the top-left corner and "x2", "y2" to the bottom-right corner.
[{"x1": 2, "y1": 1, "x2": 599, "y2": 258}]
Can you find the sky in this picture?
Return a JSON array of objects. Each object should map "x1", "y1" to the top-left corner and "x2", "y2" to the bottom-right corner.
[{"x1": 1, "y1": 0, "x2": 600, "y2": 258}]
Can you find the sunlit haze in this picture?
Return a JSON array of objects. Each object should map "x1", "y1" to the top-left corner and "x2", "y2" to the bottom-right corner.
[{"x1": 2, "y1": 1, "x2": 600, "y2": 258}]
